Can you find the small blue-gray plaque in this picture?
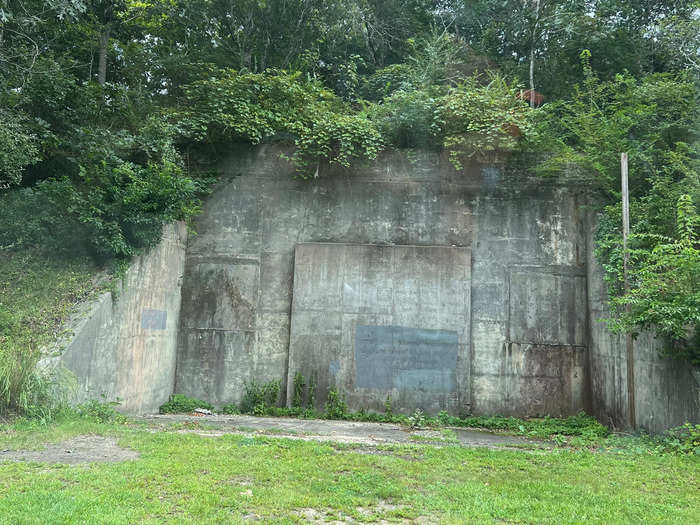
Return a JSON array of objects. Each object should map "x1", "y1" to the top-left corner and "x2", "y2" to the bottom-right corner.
[
  {"x1": 355, "y1": 325, "x2": 458, "y2": 392},
  {"x1": 141, "y1": 309, "x2": 167, "y2": 330},
  {"x1": 481, "y1": 166, "x2": 501, "y2": 188}
]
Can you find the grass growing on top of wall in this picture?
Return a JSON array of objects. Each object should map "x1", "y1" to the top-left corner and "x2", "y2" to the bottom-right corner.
[{"x1": 0, "y1": 250, "x2": 102, "y2": 418}]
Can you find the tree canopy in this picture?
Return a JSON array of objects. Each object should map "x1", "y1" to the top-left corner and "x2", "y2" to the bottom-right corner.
[{"x1": 0, "y1": 0, "x2": 698, "y2": 360}]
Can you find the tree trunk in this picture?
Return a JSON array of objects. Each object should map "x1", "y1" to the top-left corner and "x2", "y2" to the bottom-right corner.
[
  {"x1": 98, "y1": 25, "x2": 110, "y2": 85},
  {"x1": 529, "y1": 0, "x2": 540, "y2": 107},
  {"x1": 529, "y1": 45, "x2": 535, "y2": 106}
]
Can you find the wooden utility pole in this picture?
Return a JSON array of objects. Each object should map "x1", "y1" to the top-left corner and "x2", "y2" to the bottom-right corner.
[
  {"x1": 621, "y1": 152, "x2": 636, "y2": 429},
  {"x1": 529, "y1": 0, "x2": 541, "y2": 108}
]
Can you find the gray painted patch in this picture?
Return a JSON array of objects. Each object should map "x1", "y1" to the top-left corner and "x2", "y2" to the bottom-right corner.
[
  {"x1": 329, "y1": 360, "x2": 340, "y2": 377},
  {"x1": 141, "y1": 309, "x2": 167, "y2": 330},
  {"x1": 481, "y1": 166, "x2": 501, "y2": 188},
  {"x1": 355, "y1": 325, "x2": 458, "y2": 392}
]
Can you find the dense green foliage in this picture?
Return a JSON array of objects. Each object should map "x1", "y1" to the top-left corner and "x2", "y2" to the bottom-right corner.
[
  {"x1": 180, "y1": 69, "x2": 384, "y2": 176},
  {"x1": 159, "y1": 394, "x2": 214, "y2": 414},
  {"x1": 0, "y1": 108, "x2": 40, "y2": 188},
  {"x1": 236, "y1": 379, "x2": 282, "y2": 416},
  {"x1": 0, "y1": 251, "x2": 100, "y2": 416},
  {"x1": 1, "y1": 0, "x2": 698, "y2": 415},
  {"x1": 531, "y1": 54, "x2": 700, "y2": 358},
  {"x1": 609, "y1": 196, "x2": 700, "y2": 363}
]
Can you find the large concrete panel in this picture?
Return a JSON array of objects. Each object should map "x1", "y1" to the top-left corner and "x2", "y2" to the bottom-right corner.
[
  {"x1": 501, "y1": 342, "x2": 587, "y2": 417},
  {"x1": 287, "y1": 243, "x2": 471, "y2": 415},
  {"x1": 508, "y1": 267, "x2": 587, "y2": 346},
  {"x1": 355, "y1": 326, "x2": 459, "y2": 392}
]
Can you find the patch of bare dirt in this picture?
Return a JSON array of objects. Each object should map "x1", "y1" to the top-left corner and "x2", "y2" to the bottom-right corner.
[
  {"x1": 0, "y1": 435, "x2": 139, "y2": 465},
  {"x1": 294, "y1": 502, "x2": 438, "y2": 524}
]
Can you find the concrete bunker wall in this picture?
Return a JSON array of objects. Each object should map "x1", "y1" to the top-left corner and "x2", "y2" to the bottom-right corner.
[
  {"x1": 51, "y1": 145, "x2": 698, "y2": 430},
  {"x1": 175, "y1": 145, "x2": 590, "y2": 416},
  {"x1": 48, "y1": 223, "x2": 188, "y2": 414}
]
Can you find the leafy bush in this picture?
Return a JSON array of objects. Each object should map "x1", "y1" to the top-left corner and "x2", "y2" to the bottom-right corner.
[
  {"x1": 159, "y1": 394, "x2": 214, "y2": 414},
  {"x1": 43, "y1": 121, "x2": 203, "y2": 260},
  {"x1": 42, "y1": 160, "x2": 199, "y2": 260},
  {"x1": 239, "y1": 379, "x2": 281, "y2": 415},
  {"x1": 406, "y1": 31, "x2": 472, "y2": 88},
  {"x1": 657, "y1": 423, "x2": 700, "y2": 455},
  {"x1": 323, "y1": 388, "x2": 348, "y2": 420},
  {"x1": 608, "y1": 195, "x2": 699, "y2": 364},
  {"x1": 0, "y1": 108, "x2": 41, "y2": 188},
  {"x1": 369, "y1": 87, "x2": 443, "y2": 149},
  {"x1": 179, "y1": 69, "x2": 383, "y2": 177},
  {"x1": 220, "y1": 403, "x2": 239, "y2": 415},
  {"x1": 440, "y1": 74, "x2": 534, "y2": 168},
  {"x1": 76, "y1": 397, "x2": 127, "y2": 424},
  {"x1": 361, "y1": 63, "x2": 416, "y2": 101},
  {"x1": 532, "y1": 58, "x2": 698, "y2": 201},
  {"x1": 438, "y1": 410, "x2": 451, "y2": 426},
  {"x1": 1, "y1": 117, "x2": 207, "y2": 263},
  {"x1": 408, "y1": 408, "x2": 427, "y2": 429}
]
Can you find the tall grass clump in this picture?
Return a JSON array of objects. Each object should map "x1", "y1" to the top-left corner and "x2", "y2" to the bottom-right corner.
[{"x1": 0, "y1": 238, "x2": 99, "y2": 418}]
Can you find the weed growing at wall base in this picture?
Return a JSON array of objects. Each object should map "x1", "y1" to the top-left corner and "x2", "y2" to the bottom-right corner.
[
  {"x1": 75, "y1": 397, "x2": 127, "y2": 424},
  {"x1": 163, "y1": 381, "x2": 612, "y2": 446},
  {"x1": 323, "y1": 388, "x2": 349, "y2": 420},
  {"x1": 159, "y1": 394, "x2": 214, "y2": 414},
  {"x1": 237, "y1": 380, "x2": 282, "y2": 415}
]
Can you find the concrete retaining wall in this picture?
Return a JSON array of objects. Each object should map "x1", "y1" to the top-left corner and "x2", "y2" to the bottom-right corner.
[
  {"x1": 586, "y1": 216, "x2": 700, "y2": 433},
  {"x1": 176, "y1": 145, "x2": 589, "y2": 416},
  {"x1": 46, "y1": 144, "x2": 699, "y2": 430},
  {"x1": 54, "y1": 223, "x2": 188, "y2": 413}
]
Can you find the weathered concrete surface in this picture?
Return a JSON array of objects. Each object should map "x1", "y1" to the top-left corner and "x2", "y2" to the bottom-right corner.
[
  {"x1": 287, "y1": 243, "x2": 470, "y2": 414},
  {"x1": 176, "y1": 145, "x2": 589, "y2": 416},
  {"x1": 142, "y1": 414, "x2": 550, "y2": 449},
  {"x1": 586, "y1": 215, "x2": 699, "y2": 432},
  {"x1": 31, "y1": 145, "x2": 698, "y2": 428},
  {"x1": 52, "y1": 223, "x2": 187, "y2": 414}
]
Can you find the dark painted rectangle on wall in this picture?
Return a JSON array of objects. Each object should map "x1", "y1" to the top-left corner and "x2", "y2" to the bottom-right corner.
[{"x1": 355, "y1": 325, "x2": 458, "y2": 392}]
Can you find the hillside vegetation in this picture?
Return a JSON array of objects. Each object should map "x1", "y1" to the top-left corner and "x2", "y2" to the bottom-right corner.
[
  {"x1": 0, "y1": 1, "x2": 698, "y2": 415},
  {"x1": 0, "y1": 250, "x2": 99, "y2": 418}
]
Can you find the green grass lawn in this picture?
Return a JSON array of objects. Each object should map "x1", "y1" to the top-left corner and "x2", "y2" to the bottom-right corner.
[{"x1": 1, "y1": 420, "x2": 698, "y2": 524}]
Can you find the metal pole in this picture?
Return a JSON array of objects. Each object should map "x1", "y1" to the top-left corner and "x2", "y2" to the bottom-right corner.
[{"x1": 621, "y1": 152, "x2": 636, "y2": 429}]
